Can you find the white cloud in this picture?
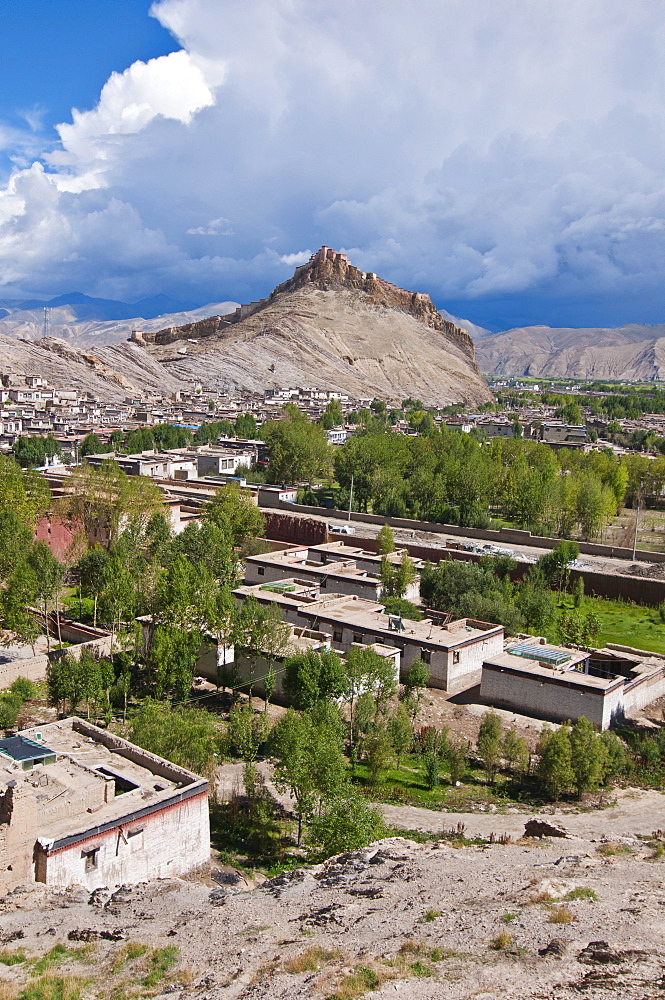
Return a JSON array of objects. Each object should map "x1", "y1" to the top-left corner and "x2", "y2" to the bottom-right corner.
[
  {"x1": 0, "y1": 0, "x2": 664, "y2": 320},
  {"x1": 279, "y1": 250, "x2": 311, "y2": 266},
  {"x1": 187, "y1": 216, "x2": 233, "y2": 235}
]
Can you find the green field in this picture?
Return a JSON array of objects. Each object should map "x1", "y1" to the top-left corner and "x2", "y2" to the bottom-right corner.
[{"x1": 583, "y1": 596, "x2": 665, "y2": 655}]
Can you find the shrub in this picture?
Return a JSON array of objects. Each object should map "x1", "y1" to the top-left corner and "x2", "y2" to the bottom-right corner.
[
  {"x1": 565, "y1": 887, "x2": 598, "y2": 901},
  {"x1": 490, "y1": 930, "x2": 512, "y2": 950},
  {"x1": 548, "y1": 905, "x2": 574, "y2": 924},
  {"x1": 9, "y1": 678, "x2": 37, "y2": 702},
  {"x1": 0, "y1": 693, "x2": 23, "y2": 729}
]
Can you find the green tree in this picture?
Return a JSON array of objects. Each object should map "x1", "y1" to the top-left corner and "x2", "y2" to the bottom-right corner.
[
  {"x1": 79, "y1": 432, "x2": 111, "y2": 457},
  {"x1": 446, "y1": 736, "x2": 468, "y2": 785},
  {"x1": 129, "y1": 700, "x2": 224, "y2": 777},
  {"x1": 0, "y1": 508, "x2": 33, "y2": 583},
  {"x1": 502, "y1": 728, "x2": 529, "y2": 776},
  {"x1": 537, "y1": 727, "x2": 574, "y2": 800},
  {"x1": 270, "y1": 709, "x2": 316, "y2": 844},
  {"x1": 476, "y1": 711, "x2": 503, "y2": 785},
  {"x1": 235, "y1": 597, "x2": 290, "y2": 705},
  {"x1": 309, "y1": 793, "x2": 386, "y2": 858},
  {"x1": 59, "y1": 459, "x2": 162, "y2": 547},
  {"x1": 377, "y1": 524, "x2": 395, "y2": 555},
  {"x1": 569, "y1": 716, "x2": 608, "y2": 796},
  {"x1": 201, "y1": 482, "x2": 265, "y2": 547},
  {"x1": 77, "y1": 546, "x2": 109, "y2": 626},
  {"x1": 364, "y1": 723, "x2": 395, "y2": 786},
  {"x1": 345, "y1": 646, "x2": 398, "y2": 751},
  {"x1": 228, "y1": 703, "x2": 270, "y2": 761},
  {"x1": 572, "y1": 576, "x2": 585, "y2": 609},
  {"x1": 538, "y1": 540, "x2": 580, "y2": 595},
  {"x1": 380, "y1": 551, "x2": 417, "y2": 600},
  {"x1": 234, "y1": 413, "x2": 258, "y2": 438},
  {"x1": 1, "y1": 561, "x2": 40, "y2": 652},
  {"x1": 387, "y1": 703, "x2": 413, "y2": 766},
  {"x1": 27, "y1": 542, "x2": 64, "y2": 651},
  {"x1": 262, "y1": 414, "x2": 332, "y2": 485},
  {"x1": 283, "y1": 647, "x2": 348, "y2": 710},
  {"x1": 401, "y1": 658, "x2": 429, "y2": 722},
  {"x1": 0, "y1": 455, "x2": 50, "y2": 527}
]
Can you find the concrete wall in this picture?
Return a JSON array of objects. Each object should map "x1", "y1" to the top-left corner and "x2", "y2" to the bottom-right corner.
[
  {"x1": 262, "y1": 510, "x2": 328, "y2": 546},
  {"x1": 446, "y1": 631, "x2": 504, "y2": 692},
  {"x1": 278, "y1": 501, "x2": 665, "y2": 564},
  {"x1": 41, "y1": 790, "x2": 210, "y2": 890},
  {"x1": 623, "y1": 666, "x2": 665, "y2": 715},
  {"x1": 480, "y1": 663, "x2": 625, "y2": 730}
]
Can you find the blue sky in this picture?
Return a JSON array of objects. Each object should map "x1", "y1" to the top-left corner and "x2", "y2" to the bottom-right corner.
[
  {"x1": 0, "y1": 0, "x2": 664, "y2": 331},
  {"x1": 0, "y1": 1, "x2": 178, "y2": 157}
]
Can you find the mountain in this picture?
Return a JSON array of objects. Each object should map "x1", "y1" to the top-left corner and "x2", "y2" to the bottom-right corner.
[
  {"x1": 137, "y1": 247, "x2": 491, "y2": 406},
  {"x1": 0, "y1": 300, "x2": 239, "y2": 347},
  {"x1": 1, "y1": 292, "x2": 198, "y2": 321},
  {"x1": 0, "y1": 336, "x2": 188, "y2": 401},
  {"x1": 475, "y1": 323, "x2": 665, "y2": 380}
]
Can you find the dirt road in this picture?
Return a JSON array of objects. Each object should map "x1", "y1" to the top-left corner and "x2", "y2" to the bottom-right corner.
[{"x1": 382, "y1": 787, "x2": 665, "y2": 841}]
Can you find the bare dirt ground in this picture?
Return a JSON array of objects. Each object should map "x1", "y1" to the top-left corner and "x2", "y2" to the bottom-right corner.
[
  {"x1": 323, "y1": 515, "x2": 665, "y2": 578},
  {"x1": 2, "y1": 823, "x2": 665, "y2": 999}
]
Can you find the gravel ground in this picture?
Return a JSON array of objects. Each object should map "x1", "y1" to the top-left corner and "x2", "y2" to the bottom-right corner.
[{"x1": 1, "y1": 825, "x2": 665, "y2": 999}]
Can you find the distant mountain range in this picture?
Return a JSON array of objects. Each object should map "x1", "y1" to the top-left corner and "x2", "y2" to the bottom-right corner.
[
  {"x1": 473, "y1": 323, "x2": 665, "y2": 381},
  {"x1": 0, "y1": 292, "x2": 198, "y2": 322},
  {"x1": 3, "y1": 288, "x2": 663, "y2": 387},
  {"x1": 0, "y1": 294, "x2": 239, "y2": 347}
]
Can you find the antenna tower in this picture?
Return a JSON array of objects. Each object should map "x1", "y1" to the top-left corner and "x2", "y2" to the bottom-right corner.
[{"x1": 43, "y1": 307, "x2": 50, "y2": 338}]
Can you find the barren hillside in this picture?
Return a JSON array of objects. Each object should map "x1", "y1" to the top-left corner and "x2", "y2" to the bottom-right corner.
[
  {"x1": 142, "y1": 249, "x2": 491, "y2": 407},
  {"x1": 0, "y1": 336, "x2": 188, "y2": 401},
  {"x1": 2, "y1": 823, "x2": 665, "y2": 999},
  {"x1": 475, "y1": 323, "x2": 665, "y2": 380}
]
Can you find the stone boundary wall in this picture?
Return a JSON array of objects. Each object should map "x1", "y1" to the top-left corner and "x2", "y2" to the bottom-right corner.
[
  {"x1": 351, "y1": 534, "x2": 665, "y2": 605},
  {"x1": 277, "y1": 501, "x2": 665, "y2": 564}
]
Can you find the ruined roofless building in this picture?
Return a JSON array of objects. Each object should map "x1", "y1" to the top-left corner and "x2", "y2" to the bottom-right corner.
[{"x1": 0, "y1": 718, "x2": 210, "y2": 893}]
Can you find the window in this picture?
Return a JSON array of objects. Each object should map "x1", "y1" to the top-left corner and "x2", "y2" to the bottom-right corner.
[
  {"x1": 453, "y1": 650, "x2": 460, "y2": 664},
  {"x1": 333, "y1": 630, "x2": 342, "y2": 643},
  {"x1": 258, "y1": 567, "x2": 265, "y2": 576},
  {"x1": 422, "y1": 650, "x2": 431, "y2": 664},
  {"x1": 353, "y1": 634, "x2": 362, "y2": 644},
  {"x1": 83, "y1": 848, "x2": 99, "y2": 871}
]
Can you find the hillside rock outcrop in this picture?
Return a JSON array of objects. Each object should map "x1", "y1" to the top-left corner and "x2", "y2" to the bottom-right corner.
[{"x1": 142, "y1": 248, "x2": 490, "y2": 406}]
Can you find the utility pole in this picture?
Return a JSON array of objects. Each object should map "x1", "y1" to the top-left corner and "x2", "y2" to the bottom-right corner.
[
  {"x1": 348, "y1": 472, "x2": 354, "y2": 521},
  {"x1": 632, "y1": 482, "x2": 643, "y2": 562},
  {"x1": 43, "y1": 307, "x2": 50, "y2": 338}
]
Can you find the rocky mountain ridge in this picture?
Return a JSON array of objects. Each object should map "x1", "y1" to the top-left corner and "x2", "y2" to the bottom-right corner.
[
  {"x1": 475, "y1": 323, "x2": 665, "y2": 380},
  {"x1": 135, "y1": 247, "x2": 490, "y2": 406}
]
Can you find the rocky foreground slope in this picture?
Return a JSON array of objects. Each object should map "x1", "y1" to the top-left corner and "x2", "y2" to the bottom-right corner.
[
  {"x1": 0, "y1": 336, "x2": 188, "y2": 401},
  {"x1": 475, "y1": 323, "x2": 665, "y2": 380},
  {"x1": 140, "y1": 248, "x2": 491, "y2": 407},
  {"x1": 1, "y1": 828, "x2": 664, "y2": 999}
]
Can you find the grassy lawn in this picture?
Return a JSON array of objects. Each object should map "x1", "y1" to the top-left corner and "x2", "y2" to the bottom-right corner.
[
  {"x1": 580, "y1": 596, "x2": 665, "y2": 655},
  {"x1": 351, "y1": 756, "x2": 537, "y2": 811}
]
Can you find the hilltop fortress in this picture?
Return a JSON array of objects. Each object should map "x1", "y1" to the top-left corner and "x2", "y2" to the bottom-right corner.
[{"x1": 131, "y1": 247, "x2": 475, "y2": 360}]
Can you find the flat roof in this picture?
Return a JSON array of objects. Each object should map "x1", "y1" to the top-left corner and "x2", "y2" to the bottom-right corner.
[
  {"x1": 4, "y1": 719, "x2": 207, "y2": 852},
  {"x1": 234, "y1": 581, "x2": 503, "y2": 650}
]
